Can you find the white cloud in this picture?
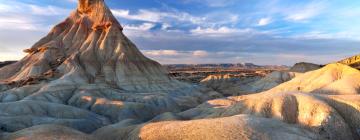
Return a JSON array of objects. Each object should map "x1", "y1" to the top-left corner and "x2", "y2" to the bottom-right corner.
[
  {"x1": 291, "y1": 31, "x2": 360, "y2": 40},
  {"x1": 29, "y1": 5, "x2": 70, "y2": 16},
  {"x1": 112, "y1": 9, "x2": 162, "y2": 22},
  {"x1": 124, "y1": 23, "x2": 156, "y2": 31},
  {"x1": 0, "y1": 17, "x2": 39, "y2": 30},
  {"x1": 143, "y1": 50, "x2": 208, "y2": 57},
  {"x1": 183, "y1": 0, "x2": 237, "y2": 7},
  {"x1": 190, "y1": 26, "x2": 263, "y2": 37},
  {"x1": 285, "y1": 2, "x2": 325, "y2": 22},
  {"x1": 143, "y1": 50, "x2": 180, "y2": 56},
  {"x1": 192, "y1": 50, "x2": 208, "y2": 57},
  {"x1": 191, "y1": 27, "x2": 239, "y2": 35},
  {"x1": 0, "y1": 52, "x2": 24, "y2": 61},
  {"x1": 0, "y1": 2, "x2": 70, "y2": 16},
  {"x1": 161, "y1": 23, "x2": 171, "y2": 30},
  {"x1": 67, "y1": 0, "x2": 77, "y2": 3},
  {"x1": 112, "y1": 8, "x2": 207, "y2": 25},
  {"x1": 257, "y1": 17, "x2": 272, "y2": 26},
  {"x1": 111, "y1": 8, "x2": 238, "y2": 29},
  {"x1": 0, "y1": 3, "x2": 13, "y2": 12},
  {"x1": 0, "y1": 1, "x2": 70, "y2": 31}
]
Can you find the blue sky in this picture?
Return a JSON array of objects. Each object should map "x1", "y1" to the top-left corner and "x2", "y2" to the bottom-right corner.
[{"x1": 0, "y1": 0, "x2": 360, "y2": 65}]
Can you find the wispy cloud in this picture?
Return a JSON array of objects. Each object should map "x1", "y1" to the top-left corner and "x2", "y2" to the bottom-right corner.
[
  {"x1": 0, "y1": 1, "x2": 70, "y2": 31},
  {"x1": 112, "y1": 8, "x2": 239, "y2": 30},
  {"x1": 0, "y1": 17, "x2": 39, "y2": 30},
  {"x1": 192, "y1": 50, "x2": 209, "y2": 57},
  {"x1": 143, "y1": 50, "x2": 180, "y2": 56},
  {"x1": 111, "y1": 9, "x2": 205, "y2": 24},
  {"x1": 143, "y1": 50, "x2": 209, "y2": 58},
  {"x1": 124, "y1": 23, "x2": 156, "y2": 31},
  {"x1": 257, "y1": 17, "x2": 272, "y2": 26},
  {"x1": 29, "y1": 5, "x2": 70, "y2": 16},
  {"x1": 182, "y1": 0, "x2": 238, "y2": 7},
  {"x1": 190, "y1": 27, "x2": 240, "y2": 35},
  {"x1": 112, "y1": 9, "x2": 162, "y2": 22},
  {"x1": 285, "y1": 1, "x2": 326, "y2": 22}
]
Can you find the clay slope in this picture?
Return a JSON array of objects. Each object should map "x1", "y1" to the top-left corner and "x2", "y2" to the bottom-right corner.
[
  {"x1": 269, "y1": 63, "x2": 360, "y2": 94},
  {"x1": 200, "y1": 74, "x2": 261, "y2": 96},
  {"x1": 0, "y1": 0, "x2": 221, "y2": 136}
]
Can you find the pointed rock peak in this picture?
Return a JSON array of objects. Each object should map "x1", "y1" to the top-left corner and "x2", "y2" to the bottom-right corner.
[{"x1": 78, "y1": 0, "x2": 105, "y2": 13}]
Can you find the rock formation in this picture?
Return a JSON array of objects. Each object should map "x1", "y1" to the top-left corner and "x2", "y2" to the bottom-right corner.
[
  {"x1": 338, "y1": 54, "x2": 360, "y2": 69},
  {"x1": 0, "y1": 0, "x2": 179, "y2": 92},
  {"x1": 0, "y1": 0, "x2": 220, "y2": 136}
]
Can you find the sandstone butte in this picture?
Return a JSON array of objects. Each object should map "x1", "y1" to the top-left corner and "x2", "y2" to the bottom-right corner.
[{"x1": 0, "y1": 0, "x2": 360, "y2": 140}]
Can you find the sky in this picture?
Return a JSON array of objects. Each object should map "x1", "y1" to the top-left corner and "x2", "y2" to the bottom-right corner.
[{"x1": 0, "y1": 0, "x2": 360, "y2": 65}]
